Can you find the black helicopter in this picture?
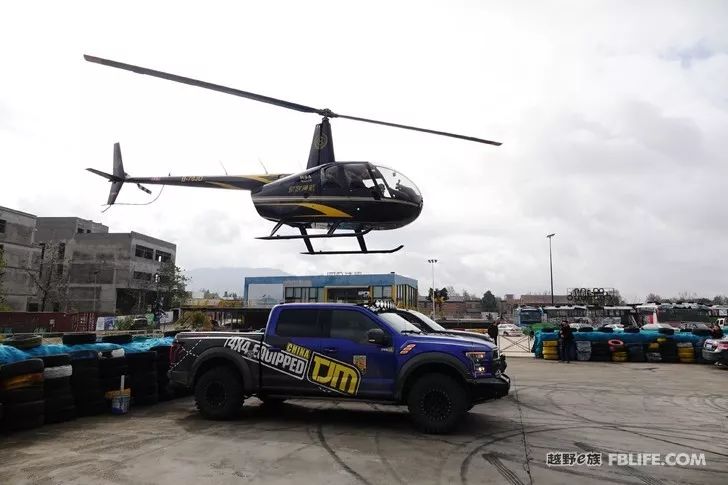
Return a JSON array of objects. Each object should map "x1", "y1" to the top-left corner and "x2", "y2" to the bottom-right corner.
[{"x1": 84, "y1": 55, "x2": 500, "y2": 255}]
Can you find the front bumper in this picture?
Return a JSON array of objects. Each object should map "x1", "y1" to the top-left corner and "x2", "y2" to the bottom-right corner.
[
  {"x1": 468, "y1": 373, "x2": 511, "y2": 403},
  {"x1": 701, "y1": 349, "x2": 728, "y2": 363}
]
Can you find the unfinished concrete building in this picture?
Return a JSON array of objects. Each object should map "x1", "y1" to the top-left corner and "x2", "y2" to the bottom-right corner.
[
  {"x1": 36, "y1": 217, "x2": 176, "y2": 314},
  {"x1": 0, "y1": 206, "x2": 41, "y2": 311}
]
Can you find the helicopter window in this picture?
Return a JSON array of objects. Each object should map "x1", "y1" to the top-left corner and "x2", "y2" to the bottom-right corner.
[
  {"x1": 321, "y1": 165, "x2": 345, "y2": 191},
  {"x1": 343, "y1": 163, "x2": 380, "y2": 197},
  {"x1": 374, "y1": 166, "x2": 421, "y2": 201}
]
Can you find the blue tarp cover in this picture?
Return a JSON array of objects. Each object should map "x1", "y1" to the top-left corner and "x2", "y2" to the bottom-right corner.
[
  {"x1": 533, "y1": 330, "x2": 708, "y2": 357},
  {"x1": 0, "y1": 337, "x2": 173, "y2": 365}
]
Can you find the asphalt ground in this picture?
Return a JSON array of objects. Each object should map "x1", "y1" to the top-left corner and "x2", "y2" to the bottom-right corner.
[{"x1": 1, "y1": 359, "x2": 727, "y2": 485}]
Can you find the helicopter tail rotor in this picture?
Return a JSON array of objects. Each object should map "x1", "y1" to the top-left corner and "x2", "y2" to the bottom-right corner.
[{"x1": 87, "y1": 142, "x2": 152, "y2": 205}]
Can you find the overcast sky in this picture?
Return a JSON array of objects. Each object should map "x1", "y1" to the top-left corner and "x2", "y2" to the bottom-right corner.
[{"x1": 1, "y1": 1, "x2": 727, "y2": 302}]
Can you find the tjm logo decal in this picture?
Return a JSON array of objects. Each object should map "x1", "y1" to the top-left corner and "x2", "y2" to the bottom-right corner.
[{"x1": 307, "y1": 352, "x2": 360, "y2": 396}]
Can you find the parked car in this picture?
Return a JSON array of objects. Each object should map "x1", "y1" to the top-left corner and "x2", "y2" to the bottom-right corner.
[
  {"x1": 170, "y1": 303, "x2": 510, "y2": 434},
  {"x1": 384, "y1": 308, "x2": 495, "y2": 344},
  {"x1": 702, "y1": 338, "x2": 728, "y2": 365},
  {"x1": 679, "y1": 322, "x2": 710, "y2": 330},
  {"x1": 498, "y1": 323, "x2": 522, "y2": 336}
]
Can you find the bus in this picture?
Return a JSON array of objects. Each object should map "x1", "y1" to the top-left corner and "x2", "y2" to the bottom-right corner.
[
  {"x1": 542, "y1": 305, "x2": 588, "y2": 323},
  {"x1": 514, "y1": 306, "x2": 544, "y2": 326}
]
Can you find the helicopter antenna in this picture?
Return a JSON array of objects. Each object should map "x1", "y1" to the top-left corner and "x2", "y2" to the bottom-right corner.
[
  {"x1": 257, "y1": 157, "x2": 269, "y2": 175},
  {"x1": 84, "y1": 55, "x2": 502, "y2": 146},
  {"x1": 218, "y1": 160, "x2": 229, "y2": 175}
]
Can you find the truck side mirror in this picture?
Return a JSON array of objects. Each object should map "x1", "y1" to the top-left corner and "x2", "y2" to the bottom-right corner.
[{"x1": 367, "y1": 328, "x2": 388, "y2": 346}]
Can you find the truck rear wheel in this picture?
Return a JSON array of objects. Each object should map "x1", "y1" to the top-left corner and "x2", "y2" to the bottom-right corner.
[
  {"x1": 195, "y1": 366, "x2": 243, "y2": 420},
  {"x1": 407, "y1": 373, "x2": 468, "y2": 434}
]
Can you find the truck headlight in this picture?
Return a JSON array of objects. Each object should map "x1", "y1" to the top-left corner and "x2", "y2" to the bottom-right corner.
[{"x1": 465, "y1": 351, "x2": 488, "y2": 376}]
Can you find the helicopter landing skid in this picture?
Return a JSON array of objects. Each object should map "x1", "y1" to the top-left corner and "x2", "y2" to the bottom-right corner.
[{"x1": 255, "y1": 224, "x2": 403, "y2": 255}]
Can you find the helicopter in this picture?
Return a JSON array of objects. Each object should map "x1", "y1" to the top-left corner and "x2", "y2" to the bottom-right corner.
[{"x1": 84, "y1": 55, "x2": 501, "y2": 255}]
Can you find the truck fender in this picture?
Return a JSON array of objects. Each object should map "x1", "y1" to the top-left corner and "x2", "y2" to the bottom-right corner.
[
  {"x1": 395, "y1": 352, "x2": 471, "y2": 401},
  {"x1": 191, "y1": 347, "x2": 255, "y2": 393}
]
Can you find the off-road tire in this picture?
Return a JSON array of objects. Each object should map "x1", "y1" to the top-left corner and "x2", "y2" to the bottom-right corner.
[
  {"x1": 407, "y1": 373, "x2": 468, "y2": 434},
  {"x1": 194, "y1": 366, "x2": 243, "y2": 420},
  {"x1": 62, "y1": 333, "x2": 97, "y2": 346}
]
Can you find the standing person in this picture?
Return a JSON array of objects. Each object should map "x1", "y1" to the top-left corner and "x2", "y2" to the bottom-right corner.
[
  {"x1": 710, "y1": 323, "x2": 723, "y2": 339},
  {"x1": 487, "y1": 320, "x2": 499, "y2": 346},
  {"x1": 559, "y1": 320, "x2": 574, "y2": 363}
]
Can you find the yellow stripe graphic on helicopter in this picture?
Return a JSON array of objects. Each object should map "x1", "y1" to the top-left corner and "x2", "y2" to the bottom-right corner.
[
  {"x1": 208, "y1": 182, "x2": 243, "y2": 190},
  {"x1": 263, "y1": 202, "x2": 352, "y2": 218}
]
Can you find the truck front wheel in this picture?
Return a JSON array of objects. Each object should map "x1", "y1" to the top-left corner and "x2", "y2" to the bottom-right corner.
[
  {"x1": 195, "y1": 366, "x2": 243, "y2": 419},
  {"x1": 407, "y1": 373, "x2": 468, "y2": 434}
]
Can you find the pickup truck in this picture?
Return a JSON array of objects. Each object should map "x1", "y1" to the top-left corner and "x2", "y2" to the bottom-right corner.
[{"x1": 169, "y1": 303, "x2": 509, "y2": 433}]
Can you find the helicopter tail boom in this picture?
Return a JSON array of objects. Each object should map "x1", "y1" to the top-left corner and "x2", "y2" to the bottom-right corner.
[{"x1": 87, "y1": 143, "x2": 290, "y2": 205}]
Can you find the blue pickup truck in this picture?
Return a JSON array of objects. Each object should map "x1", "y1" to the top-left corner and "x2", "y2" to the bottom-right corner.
[{"x1": 169, "y1": 303, "x2": 509, "y2": 433}]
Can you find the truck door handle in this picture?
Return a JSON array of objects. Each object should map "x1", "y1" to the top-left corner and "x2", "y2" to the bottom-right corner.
[{"x1": 323, "y1": 347, "x2": 337, "y2": 354}]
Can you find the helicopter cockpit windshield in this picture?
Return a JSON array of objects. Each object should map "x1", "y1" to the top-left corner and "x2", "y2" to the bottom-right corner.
[
  {"x1": 371, "y1": 165, "x2": 421, "y2": 204},
  {"x1": 320, "y1": 163, "x2": 421, "y2": 205}
]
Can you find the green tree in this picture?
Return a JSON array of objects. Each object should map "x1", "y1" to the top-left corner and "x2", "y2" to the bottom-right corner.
[
  {"x1": 481, "y1": 290, "x2": 499, "y2": 312},
  {"x1": 156, "y1": 261, "x2": 189, "y2": 309},
  {"x1": 178, "y1": 310, "x2": 211, "y2": 330}
]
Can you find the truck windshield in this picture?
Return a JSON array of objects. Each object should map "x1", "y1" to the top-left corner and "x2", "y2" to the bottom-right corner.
[{"x1": 378, "y1": 312, "x2": 424, "y2": 334}]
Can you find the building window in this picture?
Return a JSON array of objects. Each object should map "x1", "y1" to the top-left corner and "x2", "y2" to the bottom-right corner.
[
  {"x1": 133, "y1": 271, "x2": 152, "y2": 281},
  {"x1": 284, "y1": 286, "x2": 319, "y2": 303},
  {"x1": 155, "y1": 250, "x2": 172, "y2": 263},
  {"x1": 135, "y1": 245, "x2": 154, "y2": 259},
  {"x1": 0, "y1": 219, "x2": 5, "y2": 233},
  {"x1": 371, "y1": 286, "x2": 392, "y2": 300},
  {"x1": 77, "y1": 227, "x2": 84, "y2": 234},
  {"x1": 58, "y1": 242, "x2": 65, "y2": 259},
  {"x1": 56, "y1": 264, "x2": 63, "y2": 276}
]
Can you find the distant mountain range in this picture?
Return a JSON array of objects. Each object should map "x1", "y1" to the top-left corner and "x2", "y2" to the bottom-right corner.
[{"x1": 185, "y1": 267, "x2": 289, "y2": 295}]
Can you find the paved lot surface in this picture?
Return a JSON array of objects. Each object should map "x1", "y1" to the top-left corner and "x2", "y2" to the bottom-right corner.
[{"x1": 1, "y1": 359, "x2": 727, "y2": 485}]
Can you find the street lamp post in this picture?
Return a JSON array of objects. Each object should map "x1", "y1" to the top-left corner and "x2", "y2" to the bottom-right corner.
[
  {"x1": 546, "y1": 234, "x2": 556, "y2": 305},
  {"x1": 427, "y1": 259, "x2": 438, "y2": 318}
]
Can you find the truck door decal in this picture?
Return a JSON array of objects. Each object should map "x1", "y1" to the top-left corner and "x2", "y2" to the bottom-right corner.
[
  {"x1": 223, "y1": 337, "x2": 361, "y2": 395},
  {"x1": 307, "y1": 352, "x2": 361, "y2": 395},
  {"x1": 224, "y1": 337, "x2": 308, "y2": 380}
]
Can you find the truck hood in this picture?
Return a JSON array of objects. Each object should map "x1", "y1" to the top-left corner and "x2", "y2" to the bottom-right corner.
[{"x1": 404, "y1": 332, "x2": 496, "y2": 351}]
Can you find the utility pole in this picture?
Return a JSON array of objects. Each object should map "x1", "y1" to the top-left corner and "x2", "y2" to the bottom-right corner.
[
  {"x1": 428, "y1": 259, "x2": 438, "y2": 318},
  {"x1": 546, "y1": 234, "x2": 556, "y2": 305}
]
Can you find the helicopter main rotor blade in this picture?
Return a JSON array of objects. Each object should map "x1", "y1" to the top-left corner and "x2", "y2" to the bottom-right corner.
[
  {"x1": 336, "y1": 113, "x2": 501, "y2": 146},
  {"x1": 84, "y1": 55, "x2": 321, "y2": 115},
  {"x1": 84, "y1": 55, "x2": 501, "y2": 146}
]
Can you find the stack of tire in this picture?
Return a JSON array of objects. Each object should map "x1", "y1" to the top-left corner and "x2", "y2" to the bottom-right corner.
[
  {"x1": 609, "y1": 339, "x2": 627, "y2": 362},
  {"x1": 542, "y1": 340, "x2": 559, "y2": 360},
  {"x1": 626, "y1": 343, "x2": 645, "y2": 362},
  {"x1": 40, "y1": 354, "x2": 76, "y2": 424},
  {"x1": 659, "y1": 338, "x2": 679, "y2": 363},
  {"x1": 126, "y1": 351, "x2": 159, "y2": 405},
  {"x1": 575, "y1": 340, "x2": 591, "y2": 361},
  {"x1": 151, "y1": 345, "x2": 173, "y2": 400},
  {"x1": 70, "y1": 351, "x2": 107, "y2": 416},
  {"x1": 0, "y1": 358, "x2": 45, "y2": 431},
  {"x1": 677, "y1": 342, "x2": 695, "y2": 363},
  {"x1": 645, "y1": 342, "x2": 662, "y2": 362},
  {"x1": 99, "y1": 334, "x2": 131, "y2": 400},
  {"x1": 62, "y1": 333, "x2": 106, "y2": 416},
  {"x1": 590, "y1": 341, "x2": 611, "y2": 362}
]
